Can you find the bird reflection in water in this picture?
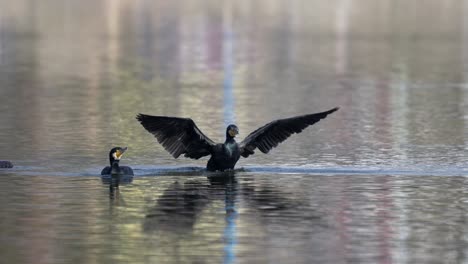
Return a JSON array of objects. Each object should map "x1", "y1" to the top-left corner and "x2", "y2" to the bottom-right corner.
[
  {"x1": 142, "y1": 172, "x2": 319, "y2": 263},
  {"x1": 102, "y1": 175, "x2": 134, "y2": 201},
  {"x1": 143, "y1": 179, "x2": 213, "y2": 233},
  {"x1": 108, "y1": 181, "x2": 121, "y2": 202},
  {"x1": 143, "y1": 173, "x2": 317, "y2": 230},
  {"x1": 212, "y1": 174, "x2": 238, "y2": 264}
]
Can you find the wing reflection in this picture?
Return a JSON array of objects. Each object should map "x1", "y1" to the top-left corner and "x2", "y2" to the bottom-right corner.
[
  {"x1": 143, "y1": 180, "x2": 212, "y2": 233},
  {"x1": 143, "y1": 174, "x2": 320, "y2": 232}
]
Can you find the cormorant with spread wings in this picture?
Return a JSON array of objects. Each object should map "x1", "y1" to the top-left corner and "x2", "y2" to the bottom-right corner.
[{"x1": 136, "y1": 107, "x2": 338, "y2": 171}]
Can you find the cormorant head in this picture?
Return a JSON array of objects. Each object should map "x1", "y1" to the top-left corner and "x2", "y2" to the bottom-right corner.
[
  {"x1": 226, "y1": 124, "x2": 239, "y2": 139},
  {"x1": 109, "y1": 147, "x2": 127, "y2": 165}
]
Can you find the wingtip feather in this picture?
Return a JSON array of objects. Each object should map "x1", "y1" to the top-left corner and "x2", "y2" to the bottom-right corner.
[
  {"x1": 329, "y1": 107, "x2": 339, "y2": 114},
  {"x1": 135, "y1": 113, "x2": 145, "y2": 122}
]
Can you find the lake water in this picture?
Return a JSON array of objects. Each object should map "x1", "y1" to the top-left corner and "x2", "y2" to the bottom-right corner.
[{"x1": 1, "y1": 1, "x2": 468, "y2": 263}]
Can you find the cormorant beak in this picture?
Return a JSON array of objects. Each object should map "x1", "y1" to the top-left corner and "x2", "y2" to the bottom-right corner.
[
  {"x1": 229, "y1": 127, "x2": 239, "y2": 137},
  {"x1": 115, "y1": 147, "x2": 127, "y2": 159}
]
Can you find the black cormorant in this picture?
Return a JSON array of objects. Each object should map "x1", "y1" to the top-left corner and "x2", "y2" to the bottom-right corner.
[
  {"x1": 136, "y1": 107, "x2": 338, "y2": 172},
  {"x1": 101, "y1": 147, "x2": 134, "y2": 176},
  {"x1": 0, "y1": 160, "x2": 13, "y2": 168}
]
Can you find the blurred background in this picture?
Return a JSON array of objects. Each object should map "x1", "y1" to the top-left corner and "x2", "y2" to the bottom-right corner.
[
  {"x1": 0, "y1": 0, "x2": 466, "y2": 172},
  {"x1": 1, "y1": 1, "x2": 468, "y2": 264}
]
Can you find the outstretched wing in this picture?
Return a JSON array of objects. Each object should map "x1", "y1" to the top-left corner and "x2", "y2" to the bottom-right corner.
[
  {"x1": 239, "y1": 107, "x2": 339, "y2": 158},
  {"x1": 136, "y1": 114, "x2": 216, "y2": 159}
]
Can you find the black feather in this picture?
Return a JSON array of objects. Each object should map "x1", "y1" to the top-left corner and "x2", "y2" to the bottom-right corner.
[
  {"x1": 136, "y1": 114, "x2": 215, "y2": 159},
  {"x1": 136, "y1": 108, "x2": 338, "y2": 171},
  {"x1": 240, "y1": 107, "x2": 338, "y2": 158},
  {"x1": 101, "y1": 166, "x2": 134, "y2": 176},
  {"x1": 0, "y1": 160, "x2": 13, "y2": 168}
]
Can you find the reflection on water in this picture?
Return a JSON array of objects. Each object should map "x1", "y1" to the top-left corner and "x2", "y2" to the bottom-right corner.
[
  {"x1": 1, "y1": 0, "x2": 468, "y2": 263},
  {"x1": 2, "y1": 173, "x2": 468, "y2": 263}
]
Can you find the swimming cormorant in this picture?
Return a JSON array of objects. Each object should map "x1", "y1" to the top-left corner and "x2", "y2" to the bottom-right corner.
[
  {"x1": 101, "y1": 147, "x2": 134, "y2": 176},
  {"x1": 136, "y1": 107, "x2": 338, "y2": 172},
  {"x1": 0, "y1": 160, "x2": 13, "y2": 168}
]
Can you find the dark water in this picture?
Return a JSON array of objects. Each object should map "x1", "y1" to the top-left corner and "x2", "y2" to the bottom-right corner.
[{"x1": 1, "y1": 1, "x2": 468, "y2": 263}]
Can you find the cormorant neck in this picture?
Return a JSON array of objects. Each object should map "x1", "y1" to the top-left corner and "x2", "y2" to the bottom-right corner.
[
  {"x1": 111, "y1": 159, "x2": 121, "y2": 177},
  {"x1": 109, "y1": 157, "x2": 120, "y2": 167},
  {"x1": 225, "y1": 135, "x2": 236, "y2": 143}
]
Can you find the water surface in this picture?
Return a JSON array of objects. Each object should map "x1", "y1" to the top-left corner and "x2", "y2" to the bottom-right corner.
[{"x1": 1, "y1": 1, "x2": 468, "y2": 263}]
